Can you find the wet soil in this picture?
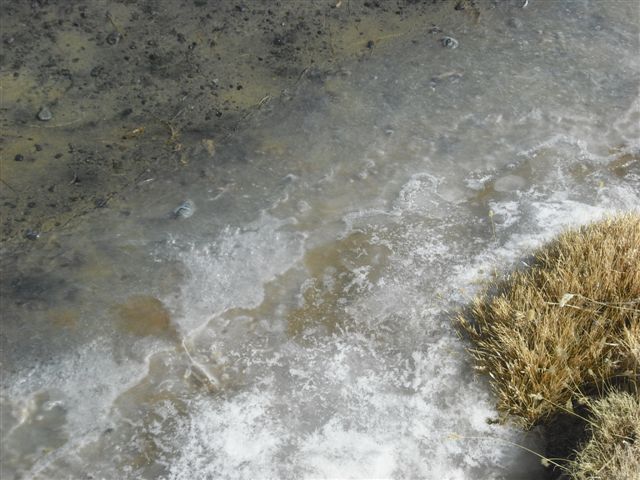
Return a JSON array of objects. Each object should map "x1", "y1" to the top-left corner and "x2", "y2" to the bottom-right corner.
[{"x1": 0, "y1": 0, "x2": 487, "y2": 254}]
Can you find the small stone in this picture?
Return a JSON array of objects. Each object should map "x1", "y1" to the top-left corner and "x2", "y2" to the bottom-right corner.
[
  {"x1": 24, "y1": 229, "x2": 40, "y2": 240},
  {"x1": 173, "y1": 199, "x2": 195, "y2": 219},
  {"x1": 441, "y1": 36, "x2": 459, "y2": 49},
  {"x1": 106, "y1": 32, "x2": 121, "y2": 45},
  {"x1": 14, "y1": 154, "x2": 24, "y2": 162},
  {"x1": 37, "y1": 107, "x2": 53, "y2": 121}
]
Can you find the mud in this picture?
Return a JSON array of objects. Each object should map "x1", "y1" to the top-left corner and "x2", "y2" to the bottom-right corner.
[{"x1": 1, "y1": 0, "x2": 472, "y2": 252}]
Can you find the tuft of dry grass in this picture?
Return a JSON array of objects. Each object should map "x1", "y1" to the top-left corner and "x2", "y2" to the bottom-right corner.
[
  {"x1": 458, "y1": 213, "x2": 640, "y2": 427},
  {"x1": 568, "y1": 391, "x2": 640, "y2": 480}
]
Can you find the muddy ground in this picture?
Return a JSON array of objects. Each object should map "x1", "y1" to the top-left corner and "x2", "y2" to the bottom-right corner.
[{"x1": 0, "y1": 0, "x2": 492, "y2": 254}]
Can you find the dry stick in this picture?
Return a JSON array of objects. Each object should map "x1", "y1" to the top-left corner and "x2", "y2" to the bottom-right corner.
[
  {"x1": 448, "y1": 433, "x2": 568, "y2": 472},
  {"x1": 106, "y1": 11, "x2": 124, "y2": 35},
  {"x1": 180, "y1": 338, "x2": 218, "y2": 392},
  {"x1": 28, "y1": 116, "x2": 85, "y2": 129},
  {"x1": 0, "y1": 177, "x2": 18, "y2": 194},
  {"x1": 576, "y1": 294, "x2": 640, "y2": 310},
  {"x1": 488, "y1": 209, "x2": 496, "y2": 241},
  {"x1": 546, "y1": 298, "x2": 640, "y2": 314}
]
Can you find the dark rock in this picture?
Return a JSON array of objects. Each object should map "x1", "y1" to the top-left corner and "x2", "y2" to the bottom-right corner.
[
  {"x1": 14, "y1": 154, "x2": 24, "y2": 162},
  {"x1": 24, "y1": 229, "x2": 40, "y2": 240}
]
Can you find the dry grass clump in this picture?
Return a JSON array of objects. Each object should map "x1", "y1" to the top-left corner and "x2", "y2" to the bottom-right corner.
[
  {"x1": 458, "y1": 213, "x2": 640, "y2": 427},
  {"x1": 568, "y1": 391, "x2": 640, "y2": 479}
]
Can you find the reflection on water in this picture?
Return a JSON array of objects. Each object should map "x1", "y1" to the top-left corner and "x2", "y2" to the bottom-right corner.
[{"x1": 2, "y1": 1, "x2": 639, "y2": 479}]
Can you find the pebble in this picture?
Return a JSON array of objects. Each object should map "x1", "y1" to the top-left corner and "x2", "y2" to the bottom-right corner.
[
  {"x1": 106, "y1": 32, "x2": 121, "y2": 45},
  {"x1": 173, "y1": 199, "x2": 195, "y2": 219},
  {"x1": 441, "y1": 36, "x2": 459, "y2": 49},
  {"x1": 37, "y1": 107, "x2": 53, "y2": 121}
]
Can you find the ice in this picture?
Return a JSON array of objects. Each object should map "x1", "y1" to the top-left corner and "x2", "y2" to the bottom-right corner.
[
  {"x1": 166, "y1": 214, "x2": 306, "y2": 332},
  {"x1": 493, "y1": 175, "x2": 527, "y2": 193},
  {"x1": 2, "y1": 1, "x2": 639, "y2": 479},
  {"x1": 168, "y1": 391, "x2": 284, "y2": 480}
]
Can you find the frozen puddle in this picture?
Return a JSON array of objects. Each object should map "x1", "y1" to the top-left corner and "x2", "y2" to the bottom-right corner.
[{"x1": 1, "y1": 2, "x2": 639, "y2": 479}]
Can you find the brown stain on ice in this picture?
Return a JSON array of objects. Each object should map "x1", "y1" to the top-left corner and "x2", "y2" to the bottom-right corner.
[
  {"x1": 287, "y1": 231, "x2": 391, "y2": 337},
  {"x1": 115, "y1": 295, "x2": 175, "y2": 337}
]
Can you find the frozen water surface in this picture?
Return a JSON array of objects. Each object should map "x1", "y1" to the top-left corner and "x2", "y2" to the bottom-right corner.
[{"x1": 1, "y1": 1, "x2": 639, "y2": 479}]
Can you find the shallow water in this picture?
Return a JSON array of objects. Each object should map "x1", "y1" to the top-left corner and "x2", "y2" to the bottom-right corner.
[{"x1": 1, "y1": 1, "x2": 639, "y2": 479}]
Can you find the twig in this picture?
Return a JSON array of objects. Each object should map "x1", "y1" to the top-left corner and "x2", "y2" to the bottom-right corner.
[
  {"x1": 0, "y1": 177, "x2": 18, "y2": 194},
  {"x1": 448, "y1": 433, "x2": 568, "y2": 471}
]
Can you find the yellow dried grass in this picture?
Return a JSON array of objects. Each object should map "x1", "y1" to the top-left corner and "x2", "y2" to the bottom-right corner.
[
  {"x1": 458, "y1": 213, "x2": 640, "y2": 428},
  {"x1": 568, "y1": 391, "x2": 640, "y2": 480}
]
